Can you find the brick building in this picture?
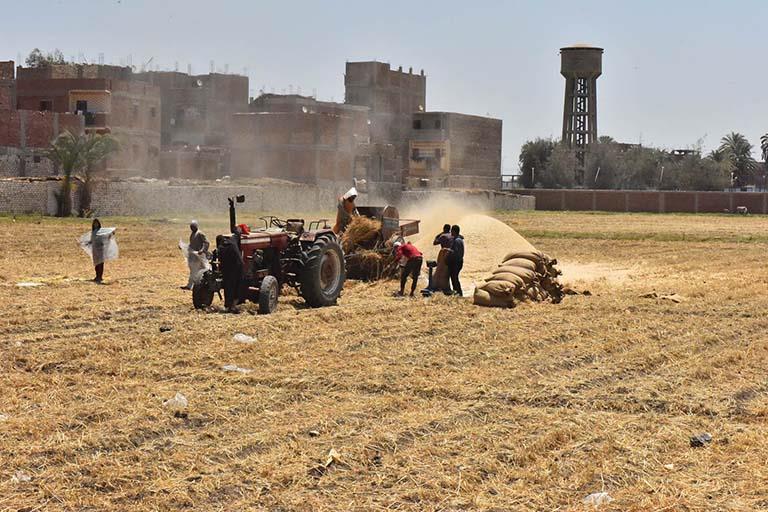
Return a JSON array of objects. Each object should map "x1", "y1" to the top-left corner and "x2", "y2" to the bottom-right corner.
[
  {"x1": 246, "y1": 93, "x2": 400, "y2": 183},
  {"x1": 15, "y1": 63, "x2": 161, "y2": 177},
  {"x1": 0, "y1": 61, "x2": 86, "y2": 177},
  {"x1": 408, "y1": 112, "x2": 502, "y2": 189},
  {"x1": 0, "y1": 108, "x2": 84, "y2": 177},
  {"x1": 344, "y1": 61, "x2": 426, "y2": 181},
  {"x1": 134, "y1": 71, "x2": 248, "y2": 147},
  {"x1": 0, "y1": 61, "x2": 15, "y2": 111},
  {"x1": 230, "y1": 110, "x2": 358, "y2": 184}
]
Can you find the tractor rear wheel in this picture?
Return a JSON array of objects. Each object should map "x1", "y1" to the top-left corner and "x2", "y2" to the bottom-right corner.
[
  {"x1": 258, "y1": 275, "x2": 279, "y2": 314},
  {"x1": 192, "y1": 282, "x2": 214, "y2": 309},
  {"x1": 300, "y1": 235, "x2": 346, "y2": 307}
]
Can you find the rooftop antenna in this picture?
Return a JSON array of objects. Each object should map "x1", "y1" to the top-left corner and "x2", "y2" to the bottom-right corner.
[
  {"x1": 187, "y1": 63, "x2": 192, "y2": 75},
  {"x1": 224, "y1": 63, "x2": 229, "y2": 74},
  {"x1": 98, "y1": 53, "x2": 104, "y2": 65},
  {"x1": 210, "y1": 60, "x2": 215, "y2": 73},
  {"x1": 174, "y1": 61, "x2": 179, "y2": 72},
  {"x1": 141, "y1": 56, "x2": 153, "y2": 72},
  {"x1": 289, "y1": 84, "x2": 293, "y2": 94}
]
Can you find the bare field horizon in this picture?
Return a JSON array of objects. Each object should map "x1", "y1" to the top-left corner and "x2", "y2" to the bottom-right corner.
[{"x1": 2, "y1": 210, "x2": 768, "y2": 511}]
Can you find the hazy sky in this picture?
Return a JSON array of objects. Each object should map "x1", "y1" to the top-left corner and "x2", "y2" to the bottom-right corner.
[{"x1": 4, "y1": 0, "x2": 767, "y2": 171}]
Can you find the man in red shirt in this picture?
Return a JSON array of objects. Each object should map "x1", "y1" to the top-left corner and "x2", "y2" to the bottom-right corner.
[{"x1": 393, "y1": 241, "x2": 423, "y2": 297}]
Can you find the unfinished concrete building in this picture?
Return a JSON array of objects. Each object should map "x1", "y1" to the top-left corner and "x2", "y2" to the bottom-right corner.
[
  {"x1": 15, "y1": 63, "x2": 161, "y2": 176},
  {"x1": 344, "y1": 61, "x2": 426, "y2": 182},
  {"x1": 248, "y1": 93, "x2": 400, "y2": 183},
  {"x1": 408, "y1": 112, "x2": 502, "y2": 189},
  {"x1": 230, "y1": 109, "x2": 358, "y2": 184},
  {"x1": 134, "y1": 71, "x2": 248, "y2": 147}
]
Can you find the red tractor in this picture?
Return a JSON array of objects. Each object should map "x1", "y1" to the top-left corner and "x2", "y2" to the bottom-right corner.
[{"x1": 192, "y1": 195, "x2": 346, "y2": 313}]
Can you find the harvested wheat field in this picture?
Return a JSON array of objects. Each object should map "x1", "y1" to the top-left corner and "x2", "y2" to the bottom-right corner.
[{"x1": 3, "y1": 209, "x2": 768, "y2": 511}]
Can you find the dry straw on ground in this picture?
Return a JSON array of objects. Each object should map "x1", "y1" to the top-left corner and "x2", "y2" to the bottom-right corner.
[{"x1": 3, "y1": 210, "x2": 768, "y2": 510}]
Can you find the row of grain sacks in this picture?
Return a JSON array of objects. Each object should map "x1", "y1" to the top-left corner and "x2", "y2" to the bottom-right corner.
[{"x1": 473, "y1": 249, "x2": 564, "y2": 308}]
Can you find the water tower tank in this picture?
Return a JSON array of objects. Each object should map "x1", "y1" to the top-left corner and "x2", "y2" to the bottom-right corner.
[{"x1": 560, "y1": 45, "x2": 603, "y2": 185}]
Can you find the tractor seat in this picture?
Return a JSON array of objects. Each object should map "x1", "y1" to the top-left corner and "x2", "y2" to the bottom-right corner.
[{"x1": 286, "y1": 219, "x2": 305, "y2": 235}]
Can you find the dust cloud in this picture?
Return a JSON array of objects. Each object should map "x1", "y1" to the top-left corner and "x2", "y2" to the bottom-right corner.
[{"x1": 405, "y1": 198, "x2": 535, "y2": 279}]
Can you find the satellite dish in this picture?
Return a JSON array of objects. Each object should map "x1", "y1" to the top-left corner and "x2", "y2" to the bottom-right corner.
[
  {"x1": 301, "y1": 106, "x2": 308, "y2": 114},
  {"x1": 196, "y1": 79, "x2": 203, "y2": 87}
]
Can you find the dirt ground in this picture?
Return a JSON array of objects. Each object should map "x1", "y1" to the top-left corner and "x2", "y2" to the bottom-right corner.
[{"x1": 2, "y1": 210, "x2": 768, "y2": 511}]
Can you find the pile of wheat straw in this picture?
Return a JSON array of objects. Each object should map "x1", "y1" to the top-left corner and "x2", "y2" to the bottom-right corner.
[{"x1": 340, "y1": 216, "x2": 381, "y2": 254}]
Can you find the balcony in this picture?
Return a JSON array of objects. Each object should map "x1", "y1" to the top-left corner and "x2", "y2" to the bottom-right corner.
[{"x1": 81, "y1": 112, "x2": 110, "y2": 132}]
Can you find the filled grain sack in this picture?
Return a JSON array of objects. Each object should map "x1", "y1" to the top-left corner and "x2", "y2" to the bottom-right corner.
[
  {"x1": 502, "y1": 250, "x2": 545, "y2": 265},
  {"x1": 496, "y1": 258, "x2": 537, "y2": 272},
  {"x1": 486, "y1": 269, "x2": 536, "y2": 285},
  {"x1": 477, "y1": 279, "x2": 517, "y2": 298},
  {"x1": 475, "y1": 241, "x2": 564, "y2": 308},
  {"x1": 473, "y1": 288, "x2": 515, "y2": 308}
]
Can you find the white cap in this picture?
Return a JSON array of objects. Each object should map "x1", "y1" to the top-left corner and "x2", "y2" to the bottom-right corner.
[
  {"x1": 190, "y1": 220, "x2": 199, "y2": 228},
  {"x1": 393, "y1": 241, "x2": 402, "y2": 248},
  {"x1": 342, "y1": 187, "x2": 358, "y2": 200}
]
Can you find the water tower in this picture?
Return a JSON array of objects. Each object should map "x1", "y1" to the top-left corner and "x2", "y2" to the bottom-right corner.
[{"x1": 560, "y1": 44, "x2": 603, "y2": 185}]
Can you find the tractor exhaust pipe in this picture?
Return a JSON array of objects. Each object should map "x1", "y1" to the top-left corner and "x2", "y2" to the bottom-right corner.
[{"x1": 228, "y1": 195, "x2": 246, "y2": 233}]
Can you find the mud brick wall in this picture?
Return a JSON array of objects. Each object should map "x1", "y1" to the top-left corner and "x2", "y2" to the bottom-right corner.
[
  {"x1": 0, "y1": 180, "x2": 534, "y2": 216},
  {"x1": 521, "y1": 189, "x2": 768, "y2": 213}
]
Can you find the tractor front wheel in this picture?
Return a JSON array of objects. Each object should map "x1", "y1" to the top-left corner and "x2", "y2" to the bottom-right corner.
[
  {"x1": 300, "y1": 235, "x2": 346, "y2": 307},
  {"x1": 258, "y1": 275, "x2": 279, "y2": 314}
]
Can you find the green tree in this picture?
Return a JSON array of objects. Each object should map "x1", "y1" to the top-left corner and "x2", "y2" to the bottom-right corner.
[
  {"x1": 718, "y1": 132, "x2": 756, "y2": 187},
  {"x1": 518, "y1": 138, "x2": 555, "y2": 188},
  {"x1": 25, "y1": 48, "x2": 66, "y2": 68},
  {"x1": 662, "y1": 153, "x2": 730, "y2": 191},
  {"x1": 540, "y1": 144, "x2": 577, "y2": 188},
  {"x1": 47, "y1": 131, "x2": 119, "y2": 217},
  {"x1": 585, "y1": 140, "x2": 621, "y2": 189},
  {"x1": 760, "y1": 133, "x2": 768, "y2": 162}
]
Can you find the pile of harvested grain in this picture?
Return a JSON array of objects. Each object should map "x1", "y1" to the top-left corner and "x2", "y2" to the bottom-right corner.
[
  {"x1": 474, "y1": 248, "x2": 564, "y2": 308},
  {"x1": 340, "y1": 216, "x2": 381, "y2": 253}
]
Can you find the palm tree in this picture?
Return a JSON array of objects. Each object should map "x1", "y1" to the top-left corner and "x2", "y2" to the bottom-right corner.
[
  {"x1": 47, "y1": 131, "x2": 119, "y2": 217},
  {"x1": 78, "y1": 134, "x2": 119, "y2": 217},
  {"x1": 760, "y1": 133, "x2": 768, "y2": 162},
  {"x1": 718, "y1": 132, "x2": 756, "y2": 187}
]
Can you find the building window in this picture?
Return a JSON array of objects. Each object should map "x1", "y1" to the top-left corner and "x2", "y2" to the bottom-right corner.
[
  {"x1": 33, "y1": 155, "x2": 41, "y2": 163},
  {"x1": 39, "y1": 100, "x2": 52, "y2": 112},
  {"x1": 411, "y1": 148, "x2": 420, "y2": 160},
  {"x1": 434, "y1": 119, "x2": 441, "y2": 129},
  {"x1": 434, "y1": 148, "x2": 442, "y2": 159},
  {"x1": 413, "y1": 119, "x2": 421, "y2": 130},
  {"x1": 150, "y1": 107, "x2": 157, "y2": 118},
  {"x1": 75, "y1": 100, "x2": 88, "y2": 114}
]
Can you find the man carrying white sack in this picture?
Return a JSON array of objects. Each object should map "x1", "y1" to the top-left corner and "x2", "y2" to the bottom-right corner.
[{"x1": 181, "y1": 220, "x2": 210, "y2": 290}]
